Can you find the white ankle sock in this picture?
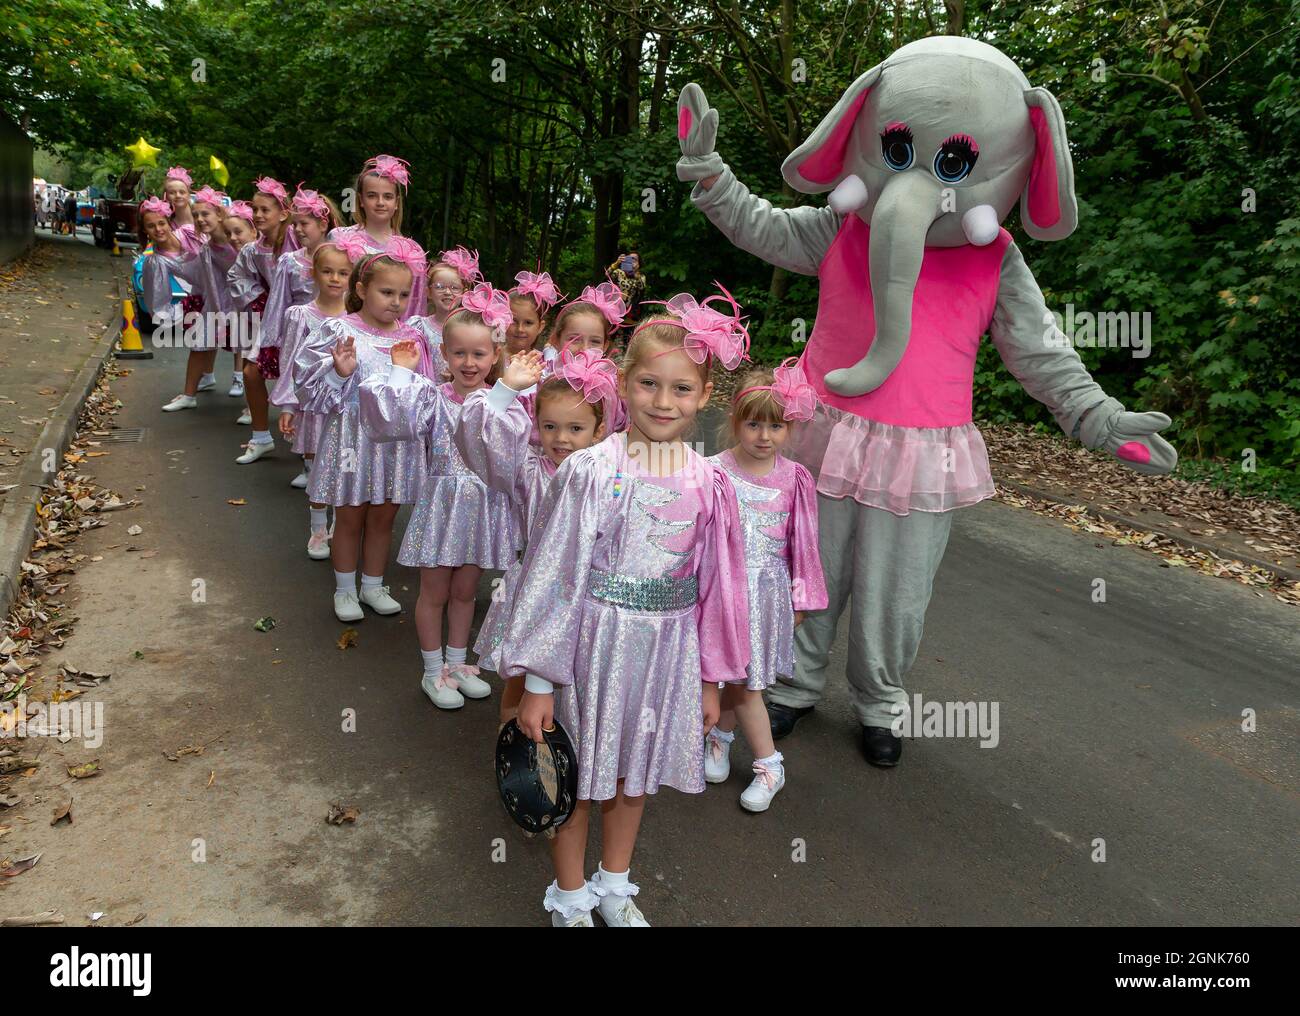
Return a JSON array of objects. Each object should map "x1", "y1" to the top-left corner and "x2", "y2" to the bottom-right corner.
[
  {"x1": 199, "y1": 372, "x2": 214, "y2": 384},
  {"x1": 709, "y1": 725, "x2": 736, "y2": 744},
  {"x1": 302, "y1": 457, "x2": 312, "y2": 473},
  {"x1": 596, "y1": 864, "x2": 630, "y2": 889},
  {"x1": 232, "y1": 373, "x2": 242, "y2": 383},
  {"x1": 421, "y1": 648, "x2": 444, "y2": 674},
  {"x1": 445, "y1": 645, "x2": 467, "y2": 665},
  {"x1": 360, "y1": 573, "x2": 383, "y2": 589},
  {"x1": 251, "y1": 429, "x2": 272, "y2": 444},
  {"x1": 334, "y1": 570, "x2": 356, "y2": 593},
  {"x1": 310, "y1": 507, "x2": 328, "y2": 529},
  {"x1": 754, "y1": 751, "x2": 785, "y2": 773},
  {"x1": 555, "y1": 883, "x2": 594, "y2": 909}
]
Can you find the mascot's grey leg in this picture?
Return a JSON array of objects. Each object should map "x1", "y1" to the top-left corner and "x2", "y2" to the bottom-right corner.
[
  {"x1": 846, "y1": 505, "x2": 953, "y2": 728},
  {"x1": 770, "y1": 493, "x2": 857, "y2": 710}
]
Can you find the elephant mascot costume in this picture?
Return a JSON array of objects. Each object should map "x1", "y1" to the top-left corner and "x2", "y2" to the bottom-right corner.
[{"x1": 677, "y1": 36, "x2": 1177, "y2": 766}]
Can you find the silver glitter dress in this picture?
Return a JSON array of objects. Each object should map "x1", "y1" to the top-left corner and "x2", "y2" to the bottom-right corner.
[
  {"x1": 709, "y1": 450, "x2": 830, "y2": 690},
  {"x1": 295, "y1": 314, "x2": 430, "y2": 506},
  {"x1": 260, "y1": 248, "x2": 315, "y2": 349},
  {"x1": 357, "y1": 372, "x2": 522, "y2": 570},
  {"x1": 271, "y1": 302, "x2": 339, "y2": 456},
  {"x1": 450, "y1": 382, "x2": 561, "y2": 671},
  {"x1": 498, "y1": 434, "x2": 753, "y2": 800},
  {"x1": 409, "y1": 315, "x2": 448, "y2": 381}
]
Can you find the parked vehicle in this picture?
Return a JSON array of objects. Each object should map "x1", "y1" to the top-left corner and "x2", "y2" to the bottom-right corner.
[{"x1": 92, "y1": 169, "x2": 143, "y2": 249}]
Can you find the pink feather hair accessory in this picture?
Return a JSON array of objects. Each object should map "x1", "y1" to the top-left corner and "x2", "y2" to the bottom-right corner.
[
  {"x1": 191, "y1": 186, "x2": 225, "y2": 207},
  {"x1": 458, "y1": 282, "x2": 514, "y2": 343},
  {"x1": 362, "y1": 154, "x2": 411, "y2": 190},
  {"x1": 566, "y1": 281, "x2": 627, "y2": 329},
  {"x1": 438, "y1": 246, "x2": 482, "y2": 286},
  {"x1": 226, "y1": 200, "x2": 255, "y2": 223},
  {"x1": 139, "y1": 195, "x2": 173, "y2": 219},
  {"x1": 253, "y1": 176, "x2": 290, "y2": 208},
  {"x1": 510, "y1": 270, "x2": 563, "y2": 312},
  {"x1": 635, "y1": 281, "x2": 751, "y2": 372},
  {"x1": 553, "y1": 339, "x2": 619, "y2": 411},
  {"x1": 164, "y1": 166, "x2": 193, "y2": 187},
  {"x1": 735, "y1": 356, "x2": 818, "y2": 421},
  {"x1": 291, "y1": 185, "x2": 330, "y2": 221}
]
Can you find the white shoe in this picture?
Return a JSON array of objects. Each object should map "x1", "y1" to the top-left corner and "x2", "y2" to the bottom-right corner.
[
  {"x1": 333, "y1": 589, "x2": 363, "y2": 623},
  {"x1": 235, "y1": 409, "x2": 252, "y2": 425},
  {"x1": 289, "y1": 470, "x2": 309, "y2": 489},
  {"x1": 358, "y1": 584, "x2": 401, "y2": 615},
  {"x1": 235, "y1": 439, "x2": 274, "y2": 464},
  {"x1": 162, "y1": 394, "x2": 197, "y2": 412},
  {"x1": 704, "y1": 726, "x2": 733, "y2": 784},
  {"x1": 739, "y1": 754, "x2": 785, "y2": 813},
  {"x1": 229, "y1": 379, "x2": 245, "y2": 398},
  {"x1": 544, "y1": 882, "x2": 597, "y2": 927},
  {"x1": 306, "y1": 527, "x2": 331, "y2": 560},
  {"x1": 444, "y1": 662, "x2": 491, "y2": 700},
  {"x1": 590, "y1": 869, "x2": 649, "y2": 927},
  {"x1": 421, "y1": 668, "x2": 465, "y2": 710},
  {"x1": 196, "y1": 374, "x2": 216, "y2": 392}
]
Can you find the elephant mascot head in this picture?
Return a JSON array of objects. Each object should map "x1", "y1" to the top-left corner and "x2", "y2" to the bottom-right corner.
[{"x1": 782, "y1": 36, "x2": 1077, "y2": 397}]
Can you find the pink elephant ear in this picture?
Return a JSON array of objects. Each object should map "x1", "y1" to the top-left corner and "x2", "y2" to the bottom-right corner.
[
  {"x1": 1020, "y1": 87, "x2": 1078, "y2": 242},
  {"x1": 781, "y1": 63, "x2": 884, "y2": 193}
]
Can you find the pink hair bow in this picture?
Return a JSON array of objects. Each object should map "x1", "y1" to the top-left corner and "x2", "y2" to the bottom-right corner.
[
  {"x1": 575, "y1": 282, "x2": 627, "y2": 329},
  {"x1": 139, "y1": 196, "x2": 173, "y2": 219},
  {"x1": 329, "y1": 229, "x2": 370, "y2": 263},
  {"x1": 191, "y1": 186, "x2": 225, "y2": 207},
  {"x1": 381, "y1": 235, "x2": 428, "y2": 277},
  {"x1": 165, "y1": 166, "x2": 193, "y2": 186},
  {"x1": 512, "y1": 270, "x2": 562, "y2": 312},
  {"x1": 459, "y1": 282, "x2": 514, "y2": 342},
  {"x1": 292, "y1": 185, "x2": 329, "y2": 221},
  {"x1": 226, "y1": 200, "x2": 254, "y2": 223},
  {"x1": 737, "y1": 357, "x2": 818, "y2": 421},
  {"x1": 363, "y1": 154, "x2": 411, "y2": 190},
  {"x1": 659, "y1": 283, "x2": 751, "y2": 371},
  {"x1": 253, "y1": 176, "x2": 290, "y2": 207},
  {"x1": 554, "y1": 340, "x2": 619, "y2": 407},
  {"x1": 439, "y1": 246, "x2": 482, "y2": 285}
]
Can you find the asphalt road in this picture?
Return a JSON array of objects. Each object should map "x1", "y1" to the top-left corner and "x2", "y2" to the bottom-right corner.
[{"x1": 5, "y1": 340, "x2": 1296, "y2": 926}]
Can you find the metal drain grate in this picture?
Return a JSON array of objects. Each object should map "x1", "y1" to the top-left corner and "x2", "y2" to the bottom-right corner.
[{"x1": 100, "y1": 427, "x2": 149, "y2": 443}]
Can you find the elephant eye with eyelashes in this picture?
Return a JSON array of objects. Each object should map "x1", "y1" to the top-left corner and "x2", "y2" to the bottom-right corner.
[
  {"x1": 933, "y1": 134, "x2": 979, "y2": 183},
  {"x1": 879, "y1": 123, "x2": 914, "y2": 171}
]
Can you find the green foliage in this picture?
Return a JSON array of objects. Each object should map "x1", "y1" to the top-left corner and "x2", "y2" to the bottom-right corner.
[{"x1": 9, "y1": 0, "x2": 1298, "y2": 477}]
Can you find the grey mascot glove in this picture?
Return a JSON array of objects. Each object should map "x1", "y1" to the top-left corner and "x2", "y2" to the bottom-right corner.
[
  {"x1": 1077, "y1": 397, "x2": 1178, "y2": 475},
  {"x1": 676, "y1": 83, "x2": 725, "y2": 183}
]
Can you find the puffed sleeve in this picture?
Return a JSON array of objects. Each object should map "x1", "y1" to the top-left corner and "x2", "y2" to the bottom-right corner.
[
  {"x1": 453, "y1": 381, "x2": 531, "y2": 498},
  {"x1": 357, "y1": 365, "x2": 445, "y2": 443},
  {"x1": 788, "y1": 462, "x2": 828, "y2": 611},
  {"x1": 696, "y1": 465, "x2": 752, "y2": 685},
  {"x1": 259, "y1": 251, "x2": 299, "y2": 350},
  {"x1": 295, "y1": 318, "x2": 357, "y2": 415},
  {"x1": 226, "y1": 243, "x2": 265, "y2": 311},
  {"x1": 140, "y1": 254, "x2": 176, "y2": 320},
  {"x1": 269, "y1": 306, "x2": 309, "y2": 408},
  {"x1": 175, "y1": 223, "x2": 201, "y2": 255},
  {"x1": 498, "y1": 450, "x2": 607, "y2": 690}
]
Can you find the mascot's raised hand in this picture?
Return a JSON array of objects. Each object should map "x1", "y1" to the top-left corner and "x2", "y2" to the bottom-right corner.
[{"x1": 675, "y1": 83, "x2": 724, "y2": 184}]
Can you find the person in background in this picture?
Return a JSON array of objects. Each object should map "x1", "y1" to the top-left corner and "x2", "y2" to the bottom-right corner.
[{"x1": 607, "y1": 251, "x2": 647, "y2": 326}]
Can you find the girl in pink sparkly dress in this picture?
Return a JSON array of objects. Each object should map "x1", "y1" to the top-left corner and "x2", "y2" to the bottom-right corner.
[
  {"x1": 357, "y1": 284, "x2": 523, "y2": 711},
  {"x1": 499, "y1": 288, "x2": 753, "y2": 928},
  {"x1": 452, "y1": 341, "x2": 617, "y2": 728},
  {"x1": 705, "y1": 362, "x2": 828, "y2": 813}
]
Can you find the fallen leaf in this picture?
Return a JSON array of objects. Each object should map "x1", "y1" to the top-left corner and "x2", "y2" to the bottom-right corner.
[
  {"x1": 206, "y1": 771, "x2": 215, "y2": 788},
  {"x1": 51, "y1": 799, "x2": 73, "y2": 826},
  {"x1": 0, "y1": 794, "x2": 20, "y2": 808},
  {"x1": 163, "y1": 744, "x2": 205, "y2": 761},
  {"x1": 327, "y1": 803, "x2": 360, "y2": 825},
  {"x1": 0, "y1": 911, "x2": 63, "y2": 927},
  {"x1": 67, "y1": 761, "x2": 101, "y2": 779},
  {"x1": 253, "y1": 616, "x2": 277, "y2": 632},
  {"x1": 0, "y1": 852, "x2": 41, "y2": 877},
  {"x1": 126, "y1": 524, "x2": 142, "y2": 536},
  {"x1": 226, "y1": 498, "x2": 247, "y2": 506},
  {"x1": 336, "y1": 629, "x2": 358, "y2": 650}
]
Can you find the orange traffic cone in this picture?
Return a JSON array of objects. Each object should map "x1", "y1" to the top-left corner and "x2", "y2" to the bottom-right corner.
[
  {"x1": 115, "y1": 298, "x2": 153, "y2": 360},
  {"x1": 111, "y1": 238, "x2": 121, "y2": 257}
]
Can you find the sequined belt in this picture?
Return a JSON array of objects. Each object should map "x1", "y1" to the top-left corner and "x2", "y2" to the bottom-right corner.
[{"x1": 588, "y1": 568, "x2": 698, "y2": 612}]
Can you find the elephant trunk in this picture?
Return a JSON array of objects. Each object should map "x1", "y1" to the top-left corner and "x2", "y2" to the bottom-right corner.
[{"x1": 823, "y1": 172, "x2": 945, "y2": 397}]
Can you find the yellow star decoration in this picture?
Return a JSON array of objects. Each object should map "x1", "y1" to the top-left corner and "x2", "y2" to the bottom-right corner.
[
  {"x1": 125, "y1": 136, "x2": 161, "y2": 167},
  {"x1": 210, "y1": 155, "x2": 230, "y2": 187}
]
